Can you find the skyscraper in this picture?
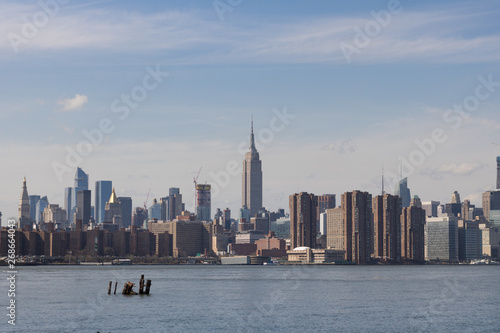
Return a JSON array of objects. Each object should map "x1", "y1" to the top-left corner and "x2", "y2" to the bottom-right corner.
[
  {"x1": 401, "y1": 202, "x2": 426, "y2": 262},
  {"x1": 118, "y1": 196, "x2": 132, "y2": 228},
  {"x1": 76, "y1": 190, "x2": 91, "y2": 225},
  {"x1": 168, "y1": 187, "x2": 184, "y2": 221},
  {"x1": 316, "y1": 194, "x2": 336, "y2": 233},
  {"x1": 95, "y1": 180, "x2": 112, "y2": 224},
  {"x1": 395, "y1": 177, "x2": 411, "y2": 208},
  {"x1": 66, "y1": 168, "x2": 89, "y2": 223},
  {"x1": 242, "y1": 120, "x2": 263, "y2": 218},
  {"x1": 18, "y1": 177, "x2": 31, "y2": 228},
  {"x1": 426, "y1": 216, "x2": 458, "y2": 262},
  {"x1": 289, "y1": 192, "x2": 317, "y2": 249},
  {"x1": 29, "y1": 195, "x2": 41, "y2": 222},
  {"x1": 36, "y1": 196, "x2": 49, "y2": 224},
  {"x1": 482, "y1": 190, "x2": 500, "y2": 221},
  {"x1": 497, "y1": 156, "x2": 500, "y2": 190},
  {"x1": 372, "y1": 194, "x2": 402, "y2": 261},
  {"x1": 196, "y1": 184, "x2": 211, "y2": 222},
  {"x1": 105, "y1": 188, "x2": 122, "y2": 226},
  {"x1": 451, "y1": 191, "x2": 461, "y2": 204},
  {"x1": 341, "y1": 191, "x2": 373, "y2": 264}
]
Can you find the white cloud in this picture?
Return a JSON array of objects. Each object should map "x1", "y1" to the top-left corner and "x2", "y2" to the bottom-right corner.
[
  {"x1": 421, "y1": 162, "x2": 487, "y2": 180},
  {"x1": 0, "y1": 3, "x2": 499, "y2": 64},
  {"x1": 57, "y1": 94, "x2": 88, "y2": 111}
]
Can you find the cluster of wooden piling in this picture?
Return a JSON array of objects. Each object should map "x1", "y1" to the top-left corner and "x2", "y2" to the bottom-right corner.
[{"x1": 108, "y1": 274, "x2": 151, "y2": 295}]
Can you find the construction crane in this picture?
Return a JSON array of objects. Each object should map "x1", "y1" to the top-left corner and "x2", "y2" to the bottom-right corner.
[
  {"x1": 193, "y1": 167, "x2": 202, "y2": 213},
  {"x1": 144, "y1": 188, "x2": 151, "y2": 211}
]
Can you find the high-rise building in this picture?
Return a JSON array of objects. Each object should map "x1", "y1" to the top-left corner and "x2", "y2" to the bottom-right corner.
[
  {"x1": 196, "y1": 184, "x2": 211, "y2": 222},
  {"x1": 242, "y1": 120, "x2": 263, "y2": 218},
  {"x1": 168, "y1": 187, "x2": 184, "y2": 221},
  {"x1": 118, "y1": 197, "x2": 132, "y2": 228},
  {"x1": 372, "y1": 194, "x2": 402, "y2": 261},
  {"x1": 316, "y1": 194, "x2": 336, "y2": 232},
  {"x1": 223, "y1": 208, "x2": 231, "y2": 230},
  {"x1": 326, "y1": 207, "x2": 344, "y2": 253},
  {"x1": 482, "y1": 190, "x2": 500, "y2": 221},
  {"x1": 425, "y1": 216, "x2": 459, "y2": 262},
  {"x1": 64, "y1": 187, "x2": 74, "y2": 221},
  {"x1": 421, "y1": 201, "x2": 440, "y2": 218},
  {"x1": 395, "y1": 177, "x2": 411, "y2": 208},
  {"x1": 341, "y1": 191, "x2": 373, "y2": 264},
  {"x1": 451, "y1": 191, "x2": 461, "y2": 204},
  {"x1": 132, "y1": 207, "x2": 148, "y2": 228},
  {"x1": 104, "y1": 188, "x2": 122, "y2": 227},
  {"x1": 18, "y1": 177, "x2": 31, "y2": 228},
  {"x1": 29, "y1": 195, "x2": 41, "y2": 222},
  {"x1": 95, "y1": 180, "x2": 112, "y2": 224},
  {"x1": 289, "y1": 192, "x2": 317, "y2": 249},
  {"x1": 76, "y1": 190, "x2": 91, "y2": 225},
  {"x1": 458, "y1": 220, "x2": 482, "y2": 261},
  {"x1": 401, "y1": 204, "x2": 426, "y2": 262},
  {"x1": 497, "y1": 156, "x2": 500, "y2": 189},
  {"x1": 148, "y1": 199, "x2": 162, "y2": 220},
  {"x1": 36, "y1": 196, "x2": 49, "y2": 224},
  {"x1": 74, "y1": 167, "x2": 89, "y2": 190}
]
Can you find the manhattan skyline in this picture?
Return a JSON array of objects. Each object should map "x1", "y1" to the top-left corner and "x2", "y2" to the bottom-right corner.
[{"x1": 1, "y1": 0, "x2": 500, "y2": 221}]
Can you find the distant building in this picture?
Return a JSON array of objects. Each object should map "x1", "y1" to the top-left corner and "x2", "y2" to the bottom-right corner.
[
  {"x1": 104, "y1": 188, "x2": 122, "y2": 227},
  {"x1": 196, "y1": 184, "x2": 211, "y2": 222},
  {"x1": 132, "y1": 207, "x2": 148, "y2": 228},
  {"x1": 401, "y1": 204, "x2": 426, "y2": 262},
  {"x1": 77, "y1": 190, "x2": 91, "y2": 225},
  {"x1": 319, "y1": 212, "x2": 327, "y2": 236},
  {"x1": 64, "y1": 187, "x2": 74, "y2": 221},
  {"x1": 287, "y1": 247, "x2": 345, "y2": 263},
  {"x1": 18, "y1": 177, "x2": 31, "y2": 229},
  {"x1": 479, "y1": 222, "x2": 499, "y2": 259},
  {"x1": 316, "y1": 194, "x2": 336, "y2": 231},
  {"x1": 29, "y1": 195, "x2": 41, "y2": 222},
  {"x1": 95, "y1": 180, "x2": 112, "y2": 224},
  {"x1": 372, "y1": 194, "x2": 402, "y2": 261},
  {"x1": 451, "y1": 191, "x2": 461, "y2": 204},
  {"x1": 251, "y1": 216, "x2": 269, "y2": 234},
  {"x1": 421, "y1": 201, "x2": 440, "y2": 218},
  {"x1": 36, "y1": 196, "x2": 49, "y2": 224},
  {"x1": 395, "y1": 177, "x2": 411, "y2": 208},
  {"x1": 271, "y1": 217, "x2": 290, "y2": 239},
  {"x1": 325, "y1": 207, "x2": 344, "y2": 254},
  {"x1": 242, "y1": 120, "x2": 263, "y2": 217},
  {"x1": 42, "y1": 204, "x2": 67, "y2": 227},
  {"x1": 148, "y1": 198, "x2": 162, "y2": 220},
  {"x1": 497, "y1": 156, "x2": 500, "y2": 189},
  {"x1": 342, "y1": 191, "x2": 373, "y2": 264},
  {"x1": 425, "y1": 216, "x2": 459, "y2": 262},
  {"x1": 222, "y1": 208, "x2": 231, "y2": 230},
  {"x1": 458, "y1": 220, "x2": 482, "y2": 261},
  {"x1": 167, "y1": 187, "x2": 184, "y2": 221},
  {"x1": 289, "y1": 192, "x2": 317, "y2": 249},
  {"x1": 118, "y1": 197, "x2": 132, "y2": 228},
  {"x1": 482, "y1": 190, "x2": 500, "y2": 221}
]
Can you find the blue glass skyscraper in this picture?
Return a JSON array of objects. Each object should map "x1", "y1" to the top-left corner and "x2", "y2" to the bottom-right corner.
[{"x1": 95, "y1": 180, "x2": 112, "y2": 224}]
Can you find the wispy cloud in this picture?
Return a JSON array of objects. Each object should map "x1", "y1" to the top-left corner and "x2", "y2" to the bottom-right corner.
[
  {"x1": 420, "y1": 162, "x2": 488, "y2": 180},
  {"x1": 57, "y1": 94, "x2": 88, "y2": 111},
  {"x1": 0, "y1": 3, "x2": 499, "y2": 64}
]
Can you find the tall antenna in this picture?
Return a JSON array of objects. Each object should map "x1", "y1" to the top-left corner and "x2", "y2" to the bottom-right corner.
[{"x1": 381, "y1": 165, "x2": 385, "y2": 195}]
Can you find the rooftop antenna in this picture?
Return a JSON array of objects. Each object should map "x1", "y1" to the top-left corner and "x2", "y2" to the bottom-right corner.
[{"x1": 382, "y1": 165, "x2": 385, "y2": 195}]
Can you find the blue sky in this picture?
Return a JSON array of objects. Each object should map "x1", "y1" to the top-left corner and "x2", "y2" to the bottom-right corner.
[{"x1": 1, "y1": 0, "x2": 500, "y2": 222}]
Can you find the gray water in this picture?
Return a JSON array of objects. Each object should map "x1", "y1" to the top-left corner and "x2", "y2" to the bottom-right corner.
[{"x1": 1, "y1": 265, "x2": 499, "y2": 333}]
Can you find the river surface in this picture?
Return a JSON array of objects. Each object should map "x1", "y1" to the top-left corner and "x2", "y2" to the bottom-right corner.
[{"x1": 1, "y1": 265, "x2": 499, "y2": 333}]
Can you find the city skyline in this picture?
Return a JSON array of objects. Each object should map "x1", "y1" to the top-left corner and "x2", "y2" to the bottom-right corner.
[{"x1": 1, "y1": 0, "x2": 500, "y2": 222}]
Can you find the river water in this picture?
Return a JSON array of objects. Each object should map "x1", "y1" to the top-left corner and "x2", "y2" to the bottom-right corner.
[{"x1": 1, "y1": 265, "x2": 499, "y2": 332}]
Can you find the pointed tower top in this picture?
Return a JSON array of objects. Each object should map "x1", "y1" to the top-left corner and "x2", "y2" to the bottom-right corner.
[
  {"x1": 249, "y1": 116, "x2": 256, "y2": 152},
  {"x1": 109, "y1": 187, "x2": 118, "y2": 204}
]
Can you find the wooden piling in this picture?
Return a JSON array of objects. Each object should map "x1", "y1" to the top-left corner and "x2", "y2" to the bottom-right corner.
[
  {"x1": 139, "y1": 274, "x2": 145, "y2": 294},
  {"x1": 108, "y1": 281, "x2": 112, "y2": 295},
  {"x1": 145, "y1": 280, "x2": 152, "y2": 294},
  {"x1": 114, "y1": 281, "x2": 118, "y2": 294}
]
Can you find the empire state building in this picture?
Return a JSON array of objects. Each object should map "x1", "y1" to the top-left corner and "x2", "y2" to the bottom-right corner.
[{"x1": 242, "y1": 120, "x2": 263, "y2": 217}]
